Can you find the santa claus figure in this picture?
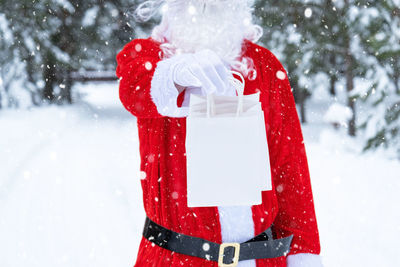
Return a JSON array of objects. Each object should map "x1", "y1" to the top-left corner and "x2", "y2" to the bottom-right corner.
[{"x1": 116, "y1": 0, "x2": 322, "y2": 266}]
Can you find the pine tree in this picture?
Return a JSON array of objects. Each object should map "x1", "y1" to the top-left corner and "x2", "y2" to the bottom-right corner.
[
  {"x1": 255, "y1": 0, "x2": 377, "y2": 137},
  {"x1": 0, "y1": 12, "x2": 35, "y2": 109},
  {"x1": 254, "y1": 0, "x2": 312, "y2": 123},
  {"x1": 1, "y1": 0, "x2": 137, "y2": 106},
  {"x1": 357, "y1": 0, "x2": 400, "y2": 156}
]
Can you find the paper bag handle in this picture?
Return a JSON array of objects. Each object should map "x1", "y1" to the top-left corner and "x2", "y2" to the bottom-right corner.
[{"x1": 206, "y1": 71, "x2": 246, "y2": 118}]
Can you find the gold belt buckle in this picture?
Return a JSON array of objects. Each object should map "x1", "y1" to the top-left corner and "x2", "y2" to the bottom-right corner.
[{"x1": 218, "y1": 243, "x2": 240, "y2": 267}]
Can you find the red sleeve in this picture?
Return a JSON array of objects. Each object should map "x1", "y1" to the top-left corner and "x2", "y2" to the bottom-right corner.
[
  {"x1": 261, "y1": 50, "x2": 321, "y2": 255},
  {"x1": 116, "y1": 38, "x2": 163, "y2": 118}
]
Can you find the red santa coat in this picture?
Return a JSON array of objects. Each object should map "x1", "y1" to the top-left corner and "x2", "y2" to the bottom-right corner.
[{"x1": 116, "y1": 37, "x2": 321, "y2": 267}]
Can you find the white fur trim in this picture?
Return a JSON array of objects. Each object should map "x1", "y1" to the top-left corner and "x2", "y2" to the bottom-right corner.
[
  {"x1": 287, "y1": 253, "x2": 324, "y2": 267},
  {"x1": 218, "y1": 206, "x2": 256, "y2": 267},
  {"x1": 150, "y1": 56, "x2": 189, "y2": 117}
]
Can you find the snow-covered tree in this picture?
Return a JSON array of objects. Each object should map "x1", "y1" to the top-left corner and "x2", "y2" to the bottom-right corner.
[
  {"x1": 0, "y1": 0, "x2": 136, "y2": 106},
  {"x1": 255, "y1": 0, "x2": 393, "y2": 139},
  {"x1": 355, "y1": 0, "x2": 400, "y2": 156},
  {"x1": 254, "y1": 0, "x2": 312, "y2": 123},
  {"x1": 0, "y1": 13, "x2": 34, "y2": 109},
  {"x1": 255, "y1": 0, "x2": 400, "y2": 154}
]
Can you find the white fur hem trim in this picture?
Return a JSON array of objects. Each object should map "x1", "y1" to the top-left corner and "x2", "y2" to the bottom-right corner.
[
  {"x1": 287, "y1": 253, "x2": 324, "y2": 267},
  {"x1": 218, "y1": 206, "x2": 256, "y2": 267},
  {"x1": 150, "y1": 56, "x2": 189, "y2": 117}
]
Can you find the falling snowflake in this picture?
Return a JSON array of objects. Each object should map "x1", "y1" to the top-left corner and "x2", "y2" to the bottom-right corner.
[
  {"x1": 161, "y1": 4, "x2": 169, "y2": 14},
  {"x1": 276, "y1": 70, "x2": 286, "y2": 80},
  {"x1": 147, "y1": 154, "x2": 155, "y2": 163},
  {"x1": 304, "y1": 8, "x2": 312, "y2": 18},
  {"x1": 145, "y1": 62, "x2": 153, "y2": 71},
  {"x1": 276, "y1": 184, "x2": 284, "y2": 193},
  {"x1": 202, "y1": 243, "x2": 210, "y2": 251},
  {"x1": 188, "y1": 5, "x2": 196, "y2": 15},
  {"x1": 140, "y1": 171, "x2": 147, "y2": 180}
]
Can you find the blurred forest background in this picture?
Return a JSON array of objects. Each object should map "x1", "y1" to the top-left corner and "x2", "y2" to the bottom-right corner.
[{"x1": 0, "y1": 0, "x2": 399, "y2": 156}]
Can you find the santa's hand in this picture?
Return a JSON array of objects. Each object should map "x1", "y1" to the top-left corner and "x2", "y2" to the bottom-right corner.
[
  {"x1": 150, "y1": 49, "x2": 234, "y2": 117},
  {"x1": 173, "y1": 49, "x2": 235, "y2": 96}
]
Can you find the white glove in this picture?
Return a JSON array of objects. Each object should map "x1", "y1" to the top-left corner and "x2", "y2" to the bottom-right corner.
[
  {"x1": 173, "y1": 49, "x2": 235, "y2": 96},
  {"x1": 150, "y1": 49, "x2": 235, "y2": 117}
]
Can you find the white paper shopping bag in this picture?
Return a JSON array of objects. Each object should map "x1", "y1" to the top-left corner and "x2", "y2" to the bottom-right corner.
[{"x1": 185, "y1": 73, "x2": 272, "y2": 207}]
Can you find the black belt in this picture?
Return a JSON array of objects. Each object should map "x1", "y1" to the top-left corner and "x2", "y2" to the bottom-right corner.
[{"x1": 143, "y1": 217, "x2": 293, "y2": 267}]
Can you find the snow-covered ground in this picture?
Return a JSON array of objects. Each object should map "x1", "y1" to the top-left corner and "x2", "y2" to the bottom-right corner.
[{"x1": 0, "y1": 82, "x2": 399, "y2": 267}]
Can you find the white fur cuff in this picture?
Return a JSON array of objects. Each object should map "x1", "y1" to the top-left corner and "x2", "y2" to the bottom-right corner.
[
  {"x1": 150, "y1": 56, "x2": 189, "y2": 117},
  {"x1": 287, "y1": 253, "x2": 323, "y2": 267},
  {"x1": 218, "y1": 206, "x2": 256, "y2": 267}
]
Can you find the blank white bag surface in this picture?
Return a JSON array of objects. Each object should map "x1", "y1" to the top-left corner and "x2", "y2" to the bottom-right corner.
[{"x1": 186, "y1": 93, "x2": 272, "y2": 207}]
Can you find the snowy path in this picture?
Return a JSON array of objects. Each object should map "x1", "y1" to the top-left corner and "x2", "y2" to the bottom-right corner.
[
  {"x1": 0, "y1": 82, "x2": 399, "y2": 267},
  {"x1": 305, "y1": 130, "x2": 400, "y2": 267},
  {"x1": 0, "y1": 83, "x2": 144, "y2": 267}
]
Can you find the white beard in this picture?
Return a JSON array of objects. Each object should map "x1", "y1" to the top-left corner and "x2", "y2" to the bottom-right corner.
[{"x1": 152, "y1": 0, "x2": 261, "y2": 73}]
